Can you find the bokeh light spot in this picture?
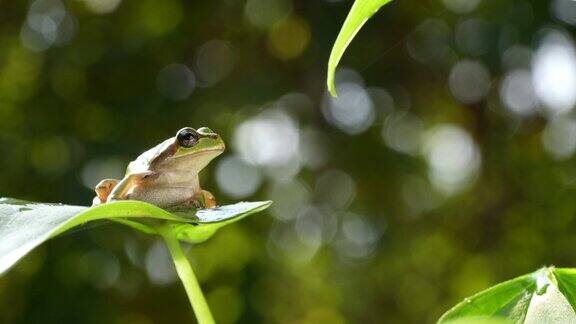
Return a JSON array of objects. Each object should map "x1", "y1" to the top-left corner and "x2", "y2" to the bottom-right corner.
[
  {"x1": 401, "y1": 175, "x2": 441, "y2": 215},
  {"x1": 208, "y1": 286, "x2": 244, "y2": 324},
  {"x1": 145, "y1": 240, "x2": 177, "y2": 286},
  {"x1": 156, "y1": 63, "x2": 195, "y2": 101},
  {"x1": 30, "y1": 137, "x2": 71, "y2": 177},
  {"x1": 449, "y1": 59, "x2": 491, "y2": 104},
  {"x1": 315, "y1": 169, "x2": 356, "y2": 209},
  {"x1": 133, "y1": 0, "x2": 182, "y2": 38},
  {"x1": 334, "y1": 213, "x2": 380, "y2": 260},
  {"x1": 299, "y1": 127, "x2": 330, "y2": 170},
  {"x1": 78, "y1": 250, "x2": 121, "y2": 289},
  {"x1": 422, "y1": 124, "x2": 481, "y2": 195},
  {"x1": 442, "y1": 0, "x2": 481, "y2": 14},
  {"x1": 234, "y1": 109, "x2": 300, "y2": 168},
  {"x1": 80, "y1": 0, "x2": 122, "y2": 14},
  {"x1": 322, "y1": 82, "x2": 375, "y2": 135},
  {"x1": 0, "y1": 46, "x2": 41, "y2": 102},
  {"x1": 552, "y1": 0, "x2": 576, "y2": 26},
  {"x1": 81, "y1": 157, "x2": 126, "y2": 189},
  {"x1": 542, "y1": 116, "x2": 576, "y2": 160},
  {"x1": 532, "y1": 30, "x2": 576, "y2": 115},
  {"x1": 294, "y1": 207, "x2": 325, "y2": 249},
  {"x1": 194, "y1": 40, "x2": 235, "y2": 87},
  {"x1": 20, "y1": 0, "x2": 76, "y2": 51},
  {"x1": 382, "y1": 111, "x2": 424, "y2": 156},
  {"x1": 500, "y1": 70, "x2": 538, "y2": 116},
  {"x1": 244, "y1": 0, "x2": 293, "y2": 29},
  {"x1": 216, "y1": 156, "x2": 262, "y2": 199},
  {"x1": 267, "y1": 16, "x2": 310, "y2": 60},
  {"x1": 268, "y1": 180, "x2": 311, "y2": 221}
]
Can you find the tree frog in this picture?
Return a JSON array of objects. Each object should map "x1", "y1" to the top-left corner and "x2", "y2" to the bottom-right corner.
[{"x1": 92, "y1": 127, "x2": 225, "y2": 210}]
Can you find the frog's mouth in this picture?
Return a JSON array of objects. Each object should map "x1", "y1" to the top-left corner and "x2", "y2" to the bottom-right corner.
[
  {"x1": 192, "y1": 147, "x2": 225, "y2": 157},
  {"x1": 173, "y1": 146, "x2": 225, "y2": 173},
  {"x1": 177, "y1": 144, "x2": 225, "y2": 159},
  {"x1": 197, "y1": 141, "x2": 225, "y2": 154}
]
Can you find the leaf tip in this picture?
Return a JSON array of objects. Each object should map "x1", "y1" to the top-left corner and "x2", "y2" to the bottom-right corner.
[
  {"x1": 262, "y1": 200, "x2": 273, "y2": 208},
  {"x1": 327, "y1": 71, "x2": 338, "y2": 97}
]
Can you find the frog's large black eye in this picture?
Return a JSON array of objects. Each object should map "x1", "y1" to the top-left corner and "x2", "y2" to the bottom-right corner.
[{"x1": 177, "y1": 127, "x2": 199, "y2": 148}]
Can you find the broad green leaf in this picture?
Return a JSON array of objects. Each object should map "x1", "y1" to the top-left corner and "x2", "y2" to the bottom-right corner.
[
  {"x1": 327, "y1": 0, "x2": 394, "y2": 96},
  {"x1": 0, "y1": 197, "x2": 271, "y2": 275},
  {"x1": 439, "y1": 267, "x2": 576, "y2": 323},
  {"x1": 175, "y1": 201, "x2": 273, "y2": 243}
]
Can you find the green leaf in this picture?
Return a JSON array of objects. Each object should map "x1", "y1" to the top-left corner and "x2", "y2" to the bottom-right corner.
[
  {"x1": 0, "y1": 197, "x2": 271, "y2": 275},
  {"x1": 327, "y1": 0, "x2": 394, "y2": 97},
  {"x1": 555, "y1": 268, "x2": 576, "y2": 311},
  {"x1": 175, "y1": 201, "x2": 273, "y2": 243},
  {"x1": 441, "y1": 317, "x2": 513, "y2": 324},
  {"x1": 439, "y1": 267, "x2": 576, "y2": 323}
]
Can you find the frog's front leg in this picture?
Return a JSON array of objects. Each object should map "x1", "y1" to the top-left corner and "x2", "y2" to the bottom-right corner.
[
  {"x1": 107, "y1": 172, "x2": 156, "y2": 202},
  {"x1": 92, "y1": 178, "x2": 119, "y2": 206}
]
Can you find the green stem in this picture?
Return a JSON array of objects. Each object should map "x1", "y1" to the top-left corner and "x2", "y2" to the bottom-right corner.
[{"x1": 158, "y1": 225, "x2": 215, "y2": 324}]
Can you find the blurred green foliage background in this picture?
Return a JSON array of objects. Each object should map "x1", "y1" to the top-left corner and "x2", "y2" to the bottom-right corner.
[{"x1": 1, "y1": 0, "x2": 575, "y2": 323}]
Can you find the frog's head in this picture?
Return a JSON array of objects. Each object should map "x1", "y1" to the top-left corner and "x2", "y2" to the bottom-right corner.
[
  {"x1": 129, "y1": 127, "x2": 225, "y2": 177},
  {"x1": 145, "y1": 127, "x2": 225, "y2": 175},
  {"x1": 173, "y1": 126, "x2": 225, "y2": 167}
]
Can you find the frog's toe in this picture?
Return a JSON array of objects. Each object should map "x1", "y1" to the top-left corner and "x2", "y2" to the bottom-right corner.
[
  {"x1": 201, "y1": 190, "x2": 216, "y2": 208},
  {"x1": 94, "y1": 178, "x2": 119, "y2": 203},
  {"x1": 92, "y1": 196, "x2": 103, "y2": 206}
]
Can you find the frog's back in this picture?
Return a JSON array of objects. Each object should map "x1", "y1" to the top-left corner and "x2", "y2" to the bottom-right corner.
[{"x1": 126, "y1": 138, "x2": 174, "y2": 174}]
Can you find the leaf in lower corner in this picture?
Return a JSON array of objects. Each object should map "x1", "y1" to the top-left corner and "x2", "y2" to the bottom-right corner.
[{"x1": 438, "y1": 267, "x2": 576, "y2": 323}]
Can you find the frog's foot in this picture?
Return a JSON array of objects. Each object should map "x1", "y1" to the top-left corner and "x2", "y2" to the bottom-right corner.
[
  {"x1": 201, "y1": 190, "x2": 217, "y2": 208},
  {"x1": 93, "y1": 179, "x2": 119, "y2": 206}
]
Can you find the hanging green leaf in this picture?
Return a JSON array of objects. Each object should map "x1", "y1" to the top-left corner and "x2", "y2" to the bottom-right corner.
[
  {"x1": 0, "y1": 197, "x2": 271, "y2": 275},
  {"x1": 327, "y1": 0, "x2": 394, "y2": 97},
  {"x1": 439, "y1": 266, "x2": 576, "y2": 323}
]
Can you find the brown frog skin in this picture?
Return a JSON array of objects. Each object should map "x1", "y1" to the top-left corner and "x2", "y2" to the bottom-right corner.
[{"x1": 92, "y1": 127, "x2": 225, "y2": 210}]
